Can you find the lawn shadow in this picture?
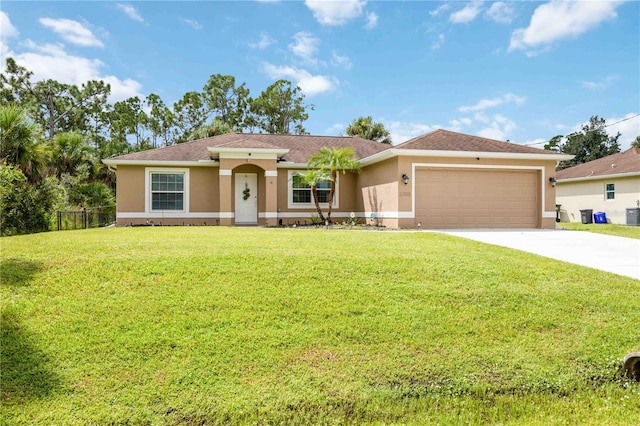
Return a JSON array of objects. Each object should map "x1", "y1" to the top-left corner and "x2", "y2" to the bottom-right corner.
[
  {"x1": 0, "y1": 258, "x2": 43, "y2": 287},
  {"x1": 1, "y1": 308, "x2": 62, "y2": 404}
]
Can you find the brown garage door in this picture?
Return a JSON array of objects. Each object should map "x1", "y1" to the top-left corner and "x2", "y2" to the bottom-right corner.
[{"x1": 415, "y1": 168, "x2": 539, "y2": 229}]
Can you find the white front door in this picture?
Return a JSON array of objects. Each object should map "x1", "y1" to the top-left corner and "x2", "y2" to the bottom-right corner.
[{"x1": 235, "y1": 173, "x2": 258, "y2": 224}]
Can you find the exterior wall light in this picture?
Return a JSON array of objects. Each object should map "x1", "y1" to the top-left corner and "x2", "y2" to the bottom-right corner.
[
  {"x1": 549, "y1": 177, "x2": 557, "y2": 187},
  {"x1": 402, "y1": 174, "x2": 409, "y2": 185}
]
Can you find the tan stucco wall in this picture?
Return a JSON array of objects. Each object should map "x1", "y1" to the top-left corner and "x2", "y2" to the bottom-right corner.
[
  {"x1": 116, "y1": 166, "x2": 145, "y2": 212},
  {"x1": 357, "y1": 158, "x2": 400, "y2": 228},
  {"x1": 190, "y1": 167, "x2": 219, "y2": 212},
  {"x1": 337, "y1": 172, "x2": 358, "y2": 213},
  {"x1": 114, "y1": 165, "x2": 220, "y2": 226},
  {"x1": 276, "y1": 170, "x2": 290, "y2": 214},
  {"x1": 556, "y1": 176, "x2": 640, "y2": 224}
]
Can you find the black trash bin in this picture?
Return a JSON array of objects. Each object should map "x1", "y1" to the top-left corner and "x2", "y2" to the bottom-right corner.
[{"x1": 580, "y1": 209, "x2": 593, "y2": 224}]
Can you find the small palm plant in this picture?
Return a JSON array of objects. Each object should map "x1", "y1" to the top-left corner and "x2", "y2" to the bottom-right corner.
[
  {"x1": 296, "y1": 168, "x2": 332, "y2": 224},
  {"x1": 308, "y1": 147, "x2": 361, "y2": 223}
]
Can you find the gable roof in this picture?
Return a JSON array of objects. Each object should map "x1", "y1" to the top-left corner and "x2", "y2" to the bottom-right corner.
[
  {"x1": 556, "y1": 148, "x2": 640, "y2": 181},
  {"x1": 395, "y1": 129, "x2": 560, "y2": 155},
  {"x1": 103, "y1": 129, "x2": 572, "y2": 168},
  {"x1": 104, "y1": 133, "x2": 389, "y2": 164}
]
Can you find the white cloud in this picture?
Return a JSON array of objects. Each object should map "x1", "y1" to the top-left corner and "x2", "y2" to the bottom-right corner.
[
  {"x1": 387, "y1": 121, "x2": 442, "y2": 145},
  {"x1": 580, "y1": 81, "x2": 602, "y2": 90},
  {"x1": 485, "y1": 2, "x2": 514, "y2": 24},
  {"x1": 580, "y1": 74, "x2": 619, "y2": 90},
  {"x1": 477, "y1": 114, "x2": 517, "y2": 141},
  {"x1": 180, "y1": 18, "x2": 203, "y2": 30},
  {"x1": 365, "y1": 12, "x2": 378, "y2": 29},
  {"x1": 305, "y1": 0, "x2": 366, "y2": 26},
  {"x1": 449, "y1": 1, "x2": 483, "y2": 24},
  {"x1": 449, "y1": 117, "x2": 472, "y2": 130},
  {"x1": 39, "y1": 18, "x2": 103, "y2": 47},
  {"x1": 431, "y1": 33, "x2": 445, "y2": 50},
  {"x1": 458, "y1": 93, "x2": 525, "y2": 113},
  {"x1": 430, "y1": 4, "x2": 450, "y2": 17},
  {"x1": 249, "y1": 33, "x2": 275, "y2": 50},
  {"x1": 0, "y1": 12, "x2": 18, "y2": 59},
  {"x1": 605, "y1": 113, "x2": 640, "y2": 151},
  {"x1": 261, "y1": 63, "x2": 336, "y2": 96},
  {"x1": 7, "y1": 40, "x2": 143, "y2": 102},
  {"x1": 325, "y1": 123, "x2": 345, "y2": 135},
  {"x1": 509, "y1": 0, "x2": 622, "y2": 52},
  {"x1": 473, "y1": 111, "x2": 490, "y2": 123},
  {"x1": 0, "y1": 11, "x2": 18, "y2": 39},
  {"x1": 331, "y1": 51, "x2": 352, "y2": 70},
  {"x1": 289, "y1": 32, "x2": 320, "y2": 64},
  {"x1": 116, "y1": 3, "x2": 144, "y2": 22}
]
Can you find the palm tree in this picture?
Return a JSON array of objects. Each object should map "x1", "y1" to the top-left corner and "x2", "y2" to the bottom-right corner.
[
  {"x1": 345, "y1": 116, "x2": 392, "y2": 144},
  {"x1": 52, "y1": 132, "x2": 94, "y2": 176},
  {"x1": 0, "y1": 104, "x2": 49, "y2": 182},
  {"x1": 188, "y1": 117, "x2": 234, "y2": 140},
  {"x1": 308, "y1": 146, "x2": 361, "y2": 223},
  {"x1": 296, "y1": 169, "x2": 332, "y2": 223}
]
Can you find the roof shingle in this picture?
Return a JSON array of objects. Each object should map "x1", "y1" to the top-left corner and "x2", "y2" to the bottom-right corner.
[
  {"x1": 556, "y1": 148, "x2": 640, "y2": 180},
  {"x1": 107, "y1": 133, "x2": 389, "y2": 164},
  {"x1": 105, "y1": 129, "x2": 565, "y2": 165},
  {"x1": 394, "y1": 129, "x2": 559, "y2": 155}
]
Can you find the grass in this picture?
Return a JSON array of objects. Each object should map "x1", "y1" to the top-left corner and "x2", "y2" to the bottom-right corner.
[
  {"x1": 558, "y1": 222, "x2": 640, "y2": 239},
  {"x1": 1, "y1": 227, "x2": 639, "y2": 425}
]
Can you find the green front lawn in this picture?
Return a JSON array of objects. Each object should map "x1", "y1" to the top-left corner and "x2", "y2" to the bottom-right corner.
[
  {"x1": 2, "y1": 227, "x2": 639, "y2": 425},
  {"x1": 559, "y1": 222, "x2": 640, "y2": 239}
]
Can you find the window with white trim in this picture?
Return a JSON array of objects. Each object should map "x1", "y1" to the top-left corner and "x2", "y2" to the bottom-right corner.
[
  {"x1": 605, "y1": 183, "x2": 615, "y2": 200},
  {"x1": 151, "y1": 172, "x2": 185, "y2": 210},
  {"x1": 292, "y1": 174, "x2": 330, "y2": 203},
  {"x1": 288, "y1": 171, "x2": 338, "y2": 209}
]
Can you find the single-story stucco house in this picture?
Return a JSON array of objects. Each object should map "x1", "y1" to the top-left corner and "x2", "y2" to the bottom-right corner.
[
  {"x1": 556, "y1": 148, "x2": 640, "y2": 225},
  {"x1": 102, "y1": 129, "x2": 572, "y2": 229}
]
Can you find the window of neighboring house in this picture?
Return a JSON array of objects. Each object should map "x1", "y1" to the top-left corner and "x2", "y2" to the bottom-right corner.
[
  {"x1": 605, "y1": 183, "x2": 615, "y2": 200},
  {"x1": 151, "y1": 172, "x2": 185, "y2": 210}
]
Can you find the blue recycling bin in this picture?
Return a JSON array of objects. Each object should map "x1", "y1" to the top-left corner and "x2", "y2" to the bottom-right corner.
[{"x1": 594, "y1": 211, "x2": 607, "y2": 224}]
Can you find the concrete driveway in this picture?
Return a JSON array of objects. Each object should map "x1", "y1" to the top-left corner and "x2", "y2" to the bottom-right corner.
[{"x1": 435, "y1": 229, "x2": 640, "y2": 280}]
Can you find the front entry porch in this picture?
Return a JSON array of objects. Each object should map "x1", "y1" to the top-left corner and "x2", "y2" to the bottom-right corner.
[{"x1": 210, "y1": 144, "x2": 287, "y2": 226}]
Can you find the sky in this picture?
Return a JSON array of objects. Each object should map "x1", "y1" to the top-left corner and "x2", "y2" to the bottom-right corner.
[{"x1": 1, "y1": 0, "x2": 639, "y2": 149}]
